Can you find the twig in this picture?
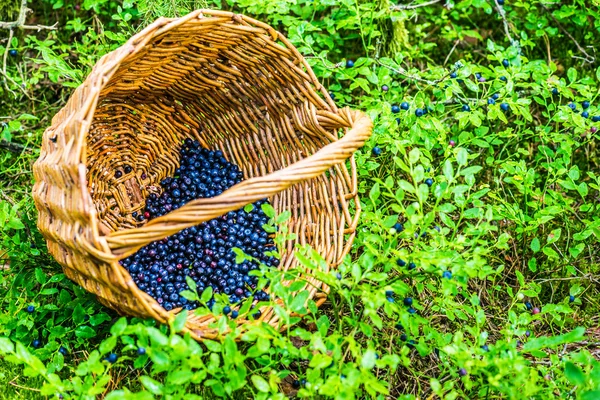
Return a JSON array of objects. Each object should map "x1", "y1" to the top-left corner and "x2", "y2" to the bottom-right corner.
[
  {"x1": 540, "y1": 4, "x2": 595, "y2": 64},
  {"x1": 0, "y1": 139, "x2": 31, "y2": 154},
  {"x1": 376, "y1": 59, "x2": 460, "y2": 86},
  {"x1": 0, "y1": 0, "x2": 58, "y2": 31},
  {"x1": 493, "y1": 0, "x2": 518, "y2": 48},
  {"x1": 390, "y1": 0, "x2": 443, "y2": 11}
]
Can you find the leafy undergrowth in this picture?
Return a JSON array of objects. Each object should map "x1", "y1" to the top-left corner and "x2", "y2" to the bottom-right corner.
[{"x1": 1, "y1": 0, "x2": 600, "y2": 399}]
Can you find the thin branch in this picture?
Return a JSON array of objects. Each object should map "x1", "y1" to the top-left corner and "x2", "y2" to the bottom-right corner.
[
  {"x1": 541, "y1": 4, "x2": 595, "y2": 64},
  {"x1": 0, "y1": 0, "x2": 58, "y2": 31},
  {"x1": 493, "y1": 0, "x2": 517, "y2": 47},
  {"x1": 376, "y1": 59, "x2": 459, "y2": 86},
  {"x1": 390, "y1": 0, "x2": 443, "y2": 11},
  {"x1": 0, "y1": 140, "x2": 31, "y2": 154}
]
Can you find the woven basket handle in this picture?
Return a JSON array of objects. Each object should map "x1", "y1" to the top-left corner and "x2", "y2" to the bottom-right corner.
[{"x1": 105, "y1": 107, "x2": 372, "y2": 258}]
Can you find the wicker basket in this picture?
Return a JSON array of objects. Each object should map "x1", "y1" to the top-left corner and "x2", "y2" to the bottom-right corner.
[{"x1": 32, "y1": 10, "x2": 372, "y2": 340}]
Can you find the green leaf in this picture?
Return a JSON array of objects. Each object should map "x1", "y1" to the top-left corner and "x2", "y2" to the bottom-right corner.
[
  {"x1": 251, "y1": 375, "x2": 270, "y2": 393},
  {"x1": 186, "y1": 276, "x2": 197, "y2": 292},
  {"x1": 369, "y1": 182, "x2": 380, "y2": 203},
  {"x1": 290, "y1": 290, "x2": 309, "y2": 313},
  {"x1": 173, "y1": 311, "x2": 188, "y2": 332},
  {"x1": 200, "y1": 286, "x2": 213, "y2": 303},
  {"x1": 34, "y1": 268, "x2": 47, "y2": 285},
  {"x1": 110, "y1": 318, "x2": 127, "y2": 336},
  {"x1": 567, "y1": 67, "x2": 577, "y2": 83},
  {"x1": 75, "y1": 326, "x2": 97, "y2": 339},
  {"x1": 564, "y1": 361, "x2": 586, "y2": 386},
  {"x1": 244, "y1": 203, "x2": 254, "y2": 213},
  {"x1": 456, "y1": 148, "x2": 468, "y2": 166},
  {"x1": 140, "y1": 375, "x2": 163, "y2": 395},
  {"x1": 530, "y1": 237, "x2": 540, "y2": 253}
]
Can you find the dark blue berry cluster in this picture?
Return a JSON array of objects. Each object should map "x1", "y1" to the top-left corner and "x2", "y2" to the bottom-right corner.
[{"x1": 120, "y1": 139, "x2": 277, "y2": 311}]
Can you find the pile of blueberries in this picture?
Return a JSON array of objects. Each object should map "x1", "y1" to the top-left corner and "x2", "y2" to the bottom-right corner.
[{"x1": 120, "y1": 139, "x2": 277, "y2": 312}]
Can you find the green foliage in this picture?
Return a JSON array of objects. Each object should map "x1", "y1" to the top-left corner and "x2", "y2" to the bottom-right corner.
[{"x1": 1, "y1": 0, "x2": 600, "y2": 398}]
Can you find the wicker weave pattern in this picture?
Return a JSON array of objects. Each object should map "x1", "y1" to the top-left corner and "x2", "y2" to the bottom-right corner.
[{"x1": 32, "y1": 10, "x2": 372, "y2": 340}]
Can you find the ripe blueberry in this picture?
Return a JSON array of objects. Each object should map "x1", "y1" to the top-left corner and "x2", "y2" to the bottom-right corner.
[
  {"x1": 408, "y1": 262, "x2": 416, "y2": 270},
  {"x1": 525, "y1": 301, "x2": 532, "y2": 310},
  {"x1": 391, "y1": 105, "x2": 400, "y2": 113},
  {"x1": 292, "y1": 380, "x2": 300, "y2": 389},
  {"x1": 223, "y1": 305, "x2": 231, "y2": 314},
  {"x1": 488, "y1": 98, "x2": 496, "y2": 105},
  {"x1": 592, "y1": 116, "x2": 600, "y2": 122},
  {"x1": 569, "y1": 295, "x2": 575, "y2": 303},
  {"x1": 425, "y1": 178, "x2": 433, "y2": 187},
  {"x1": 372, "y1": 146, "x2": 382, "y2": 156},
  {"x1": 58, "y1": 346, "x2": 68, "y2": 356},
  {"x1": 500, "y1": 103, "x2": 509, "y2": 111},
  {"x1": 386, "y1": 296, "x2": 395, "y2": 303},
  {"x1": 8, "y1": 49, "x2": 17, "y2": 57},
  {"x1": 137, "y1": 347, "x2": 146, "y2": 355},
  {"x1": 462, "y1": 104, "x2": 470, "y2": 112},
  {"x1": 442, "y1": 270, "x2": 452, "y2": 279},
  {"x1": 403, "y1": 297, "x2": 413, "y2": 306},
  {"x1": 458, "y1": 368, "x2": 467, "y2": 377},
  {"x1": 106, "y1": 353, "x2": 118, "y2": 363},
  {"x1": 26, "y1": 305, "x2": 35, "y2": 313},
  {"x1": 415, "y1": 108, "x2": 424, "y2": 117},
  {"x1": 450, "y1": 72, "x2": 457, "y2": 79},
  {"x1": 582, "y1": 101, "x2": 590, "y2": 109},
  {"x1": 336, "y1": 272, "x2": 342, "y2": 280},
  {"x1": 552, "y1": 88, "x2": 559, "y2": 95},
  {"x1": 492, "y1": 93, "x2": 500, "y2": 100},
  {"x1": 475, "y1": 73, "x2": 481, "y2": 79},
  {"x1": 481, "y1": 344, "x2": 489, "y2": 352},
  {"x1": 497, "y1": 0, "x2": 504, "y2": 5},
  {"x1": 329, "y1": 92, "x2": 335, "y2": 100},
  {"x1": 32, "y1": 339, "x2": 41, "y2": 348},
  {"x1": 568, "y1": 102, "x2": 576, "y2": 111},
  {"x1": 502, "y1": 59, "x2": 509, "y2": 67},
  {"x1": 400, "y1": 102, "x2": 409, "y2": 110},
  {"x1": 397, "y1": 259, "x2": 406, "y2": 267},
  {"x1": 408, "y1": 307, "x2": 416, "y2": 314},
  {"x1": 525, "y1": 330, "x2": 531, "y2": 337},
  {"x1": 499, "y1": 76, "x2": 507, "y2": 82},
  {"x1": 582, "y1": 111, "x2": 589, "y2": 118},
  {"x1": 393, "y1": 222, "x2": 404, "y2": 232},
  {"x1": 382, "y1": 85, "x2": 389, "y2": 92},
  {"x1": 346, "y1": 60, "x2": 354, "y2": 68},
  {"x1": 231, "y1": 310, "x2": 239, "y2": 318}
]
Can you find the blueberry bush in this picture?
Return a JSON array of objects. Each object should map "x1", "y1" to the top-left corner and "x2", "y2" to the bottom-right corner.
[{"x1": 1, "y1": 0, "x2": 600, "y2": 399}]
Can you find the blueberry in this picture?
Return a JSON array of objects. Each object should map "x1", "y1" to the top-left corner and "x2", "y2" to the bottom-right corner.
[
  {"x1": 231, "y1": 310, "x2": 239, "y2": 318},
  {"x1": 391, "y1": 105, "x2": 400, "y2": 113},
  {"x1": 552, "y1": 88, "x2": 559, "y2": 95},
  {"x1": 492, "y1": 93, "x2": 500, "y2": 100},
  {"x1": 403, "y1": 297, "x2": 413, "y2": 306},
  {"x1": 58, "y1": 346, "x2": 68, "y2": 356},
  {"x1": 400, "y1": 102, "x2": 409, "y2": 110},
  {"x1": 346, "y1": 60, "x2": 354, "y2": 68},
  {"x1": 336, "y1": 272, "x2": 342, "y2": 280},
  {"x1": 500, "y1": 103, "x2": 509, "y2": 111},
  {"x1": 568, "y1": 102, "x2": 576, "y2": 111},
  {"x1": 106, "y1": 353, "x2": 118, "y2": 363},
  {"x1": 481, "y1": 344, "x2": 489, "y2": 352},
  {"x1": 223, "y1": 305, "x2": 231, "y2": 314},
  {"x1": 499, "y1": 76, "x2": 507, "y2": 82},
  {"x1": 475, "y1": 73, "x2": 481, "y2": 79},
  {"x1": 569, "y1": 295, "x2": 575, "y2": 303},
  {"x1": 462, "y1": 104, "x2": 470, "y2": 112},
  {"x1": 415, "y1": 108, "x2": 424, "y2": 117},
  {"x1": 137, "y1": 347, "x2": 146, "y2": 355},
  {"x1": 458, "y1": 368, "x2": 468, "y2": 377},
  {"x1": 442, "y1": 270, "x2": 452, "y2": 279},
  {"x1": 396, "y1": 259, "x2": 406, "y2": 267},
  {"x1": 449, "y1": 140, "x2": 456, "y2": 147},
  {"x1": 582, "y1": 101, "x2": 590, "y2": 109},
  {"x1": 502, "y1": 59, "x2": 509, "y2": 67},
  {"x1": 395, "y1": 322, "x2": 403, "y2": 330},
  {"x1": 525, "y1": 330, "x2": 531, "y2": 337},
  {"x1": 593, "y1": 116, "x2": 600, "y2": 122},
  {"x1": 292, "y1": 379, "x2": 300, "y2": 389},
  {"x1": 424, "y1": 178, "x2": 433, "y2": 187},
  {"x1": 386, "y1": 296, "x2": 395, "y2": 303},
  {"x1": 582, "y1": 111, "x2": 589, "y2": 118},
  {"x1": 497, "y1": 0, "x2": 504, "y2": 5},
  {"x1": 115, "y1": 170, "x2": 123, "y2": 179},
  {"x1": 8, "y1": 49, "x2": 17, "y2": 57},
  {"x1": 450, "y1": 72, "x2": 457, "y2": 79},
  {"x1": 32, "y1": 339, "x2": 41, "y2": 348},
  {"x1": 408, "y1": 307, "x2": 416, "y2": 314},
  {"x1": 26, "y1": 305, "x2": 35, "y2": 313},
  {"x1": 329, "y1": 92, "x2": 335, "y2": 100},
  {"x1": 372, "y1": 146, "x2": 382, "y2": 156},
  {"x1": 400, "y1": 333, "x2": 407, "y2": 341},
  {"x1": 525, "y1": 301, "x2": 532, "y2": 310},
  {"x1": 393, "y1": 222, "x2": 404, "y2": 232},
  {"x1": 488, "y1": 98, "x2": 496, "y2": 105},
  {"x1": 478, "y1": 77, "x2": 486, "y2": 83},
  {"x1": 382, "y1": 85, "x2": 389, "y2": 92},
  {"x1": 408, "y1": 262, "x2": 416, "y2": 270}
]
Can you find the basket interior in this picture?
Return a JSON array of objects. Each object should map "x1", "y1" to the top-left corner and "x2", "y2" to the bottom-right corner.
[{"x1": 85, "y1": 17, "x2": 352, "y2": 268}]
